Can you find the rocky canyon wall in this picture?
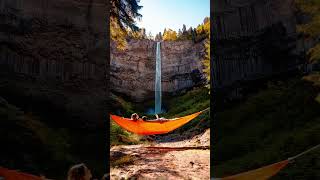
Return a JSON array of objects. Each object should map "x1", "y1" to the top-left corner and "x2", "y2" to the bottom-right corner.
[
  {"x1": 110, "y1": 39, "x2": 206, "y2": 102},
  {"x1": 212, "y1": 0, "x2": 316, "y2": 89},
  {"x1": 0, "y1": 0, "x2": 107, "y2": 127}
]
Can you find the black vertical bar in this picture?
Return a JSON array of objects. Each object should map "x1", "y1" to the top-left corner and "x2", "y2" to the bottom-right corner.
[
  {"x1": 210, "y1": 0, "x2": 215, "y2": 179},
  {"x1": 106, "y1": 0, "x2": 110, "y2": 177}
]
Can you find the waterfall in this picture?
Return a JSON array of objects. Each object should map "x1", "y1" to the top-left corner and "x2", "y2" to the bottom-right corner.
[{"x1": 155, "y1": 42, "x2": 162, "y2": 114}]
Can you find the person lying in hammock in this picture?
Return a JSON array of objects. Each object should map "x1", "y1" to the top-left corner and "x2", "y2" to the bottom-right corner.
[
  {"x1": 131, "y1": 113, "x2": 139, "y2": 121},
  {"x1": 154, "y1": 114, "x2": 169, "y2": 122},
  {"x1": 130, "y1": 113, "x2": 169, "y2": 122}
]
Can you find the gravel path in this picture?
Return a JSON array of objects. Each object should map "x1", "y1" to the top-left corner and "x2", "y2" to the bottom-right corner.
[{"x1": 110, "y1": 129, "x2": 210, "y2": 180}]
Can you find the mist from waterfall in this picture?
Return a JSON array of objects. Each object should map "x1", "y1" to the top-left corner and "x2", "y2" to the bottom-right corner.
[{"x1": 155, "y1": 42, "x2": 162, "y2": 114}]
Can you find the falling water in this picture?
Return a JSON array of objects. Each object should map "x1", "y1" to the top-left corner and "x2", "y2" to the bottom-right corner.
[{"x1": 155, "y1": 42, "x2": 162, "y2": 114}]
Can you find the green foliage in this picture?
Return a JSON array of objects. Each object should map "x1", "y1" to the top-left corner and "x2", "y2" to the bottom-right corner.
[
  {"x1": 0, "y1": 84, "x2": 106, "y2": 179},
  {"x1": 110, "y1": 93, "x2": 135, "y2": 117},
  {"x1": 155, "y1": 32, "x2": 163, "y2": 41},
  {"x1": 0, "y1": 97, "x2": 74, "y2": 179},
  {"x1": 163, "y1": 28, "x2": 178, "y2": 41},
  {"x1": 214, "y1": 76, "x2": 320, "y2": 179},
  {"x1": 110, "y1": 17, "x2": 128, "y2": 50},
  {"x1": 196, "y1": 19, "x2": 210, "y2": 38},
  {"x1": 110, "y1": 93, "x2": 141, "y2": 146},
  {"x1": 110, "y1": 121, "x2": 140, "y2": 146},
  {"x1": 161, "y1": 17, "x2": 210, "y2": 42},
  {"x1": 296, "y1": 0, "x2": 320, "y2": 62},
  {"x1": 309, "y1": 44, "x2": 320, "y2": 62},
  {"x1": 296, "y1": 0, "x2": 320, "y2": 37},
  {"x1": 162, "y1": 87, "x2": 210, "y2": 134},
  {"x1": 110, "y1": 0, "x2": 142, "y2": 50},
  {"x1": 110, "y1": 0, "x2": 142, "y2": 31},
  {"x1": 202, "y1": 19, "x2": 210, "y2": 90},
  {"x1": 164, "y1": 87, "x2": 210, "y2": 118},
  {"x1": 203, "y1": 38, "x2": 210, "y2": 89},
  {"x1": 127, "y1": 28, "x2": 147, "y2": 39},
  {"x1": 110, "y1": 87, "x2": 210, "y2": 144}
]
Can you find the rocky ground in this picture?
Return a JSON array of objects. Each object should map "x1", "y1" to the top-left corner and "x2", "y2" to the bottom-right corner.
[{"x1": 110, "y1": 129, "x2": 210, "y2": 180}]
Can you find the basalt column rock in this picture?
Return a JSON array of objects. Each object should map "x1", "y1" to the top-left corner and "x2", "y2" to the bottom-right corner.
[
  {"x1": 212, "y1": 0, "x2": 315, "y2": 90},
  {"x1": 0, "y1": 0, "x2": 107, "y2": 128},
  {"x1": 110, "y1": 39, "x2": 206, "y2": 102}
]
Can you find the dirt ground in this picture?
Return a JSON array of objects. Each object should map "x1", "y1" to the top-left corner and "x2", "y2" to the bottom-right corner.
[{"x1": 110, "y1": 129, "x2": 210, "y2": 180}]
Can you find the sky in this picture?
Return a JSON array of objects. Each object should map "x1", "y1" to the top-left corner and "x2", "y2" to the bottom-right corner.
[{"x1": 136, "y1": 0, "x2": 210, "y2": 36}]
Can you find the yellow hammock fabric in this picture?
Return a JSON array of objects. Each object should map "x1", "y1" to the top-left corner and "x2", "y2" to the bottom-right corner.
[
  {"x1": 218, "y1": 160, "x2": 289, "y2": 180},
  {"x1": 110, "y1": 111, "x2": 202, "y2": 135}
]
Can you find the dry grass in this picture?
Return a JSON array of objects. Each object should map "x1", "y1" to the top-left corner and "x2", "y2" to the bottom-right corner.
[{"x1": 110, "y1": 155, "x2": 136, "y2": 168}]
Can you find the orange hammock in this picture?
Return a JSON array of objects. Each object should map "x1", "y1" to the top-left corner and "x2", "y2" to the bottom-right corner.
[
  {"x1": 217, "y1": 160, "x2": 289, "y2": 180},
  {"x1": 0, "y1": 167, "x2": 43, "y2": 180},
  {"x1": 110, "y1": 111, "x2": 204, "y2": 135},
  {"x1": 216, "y1": 144, "x2": 320, "y2": 180}
]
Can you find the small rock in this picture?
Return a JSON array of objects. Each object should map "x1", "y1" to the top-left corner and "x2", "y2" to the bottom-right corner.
[{"x1": 190, "y1": 161, "x2": 194, "y2": 167}]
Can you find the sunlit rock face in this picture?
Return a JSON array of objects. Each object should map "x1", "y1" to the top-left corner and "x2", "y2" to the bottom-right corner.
[
  {"x1": 110, "y1": 39, "x2": 156, "y2": 102},
  {"x1": 161, "y1": 40, "x2": 206, "y2": 92},
  {"x1": 0, "y1": 0, "x2": 107, "y2": 127},
  {"x1": 110, "y1": 39, "x2": 206, "y2": 102}
]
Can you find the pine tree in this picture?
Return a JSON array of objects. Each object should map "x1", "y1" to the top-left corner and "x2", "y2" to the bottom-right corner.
[
  {"x1": 178, "y1": 29, "x2": 182, "y2": 36},
  {"x1": 182, "y1": 24, "x2": 187, "y2": 34},
  {"x1": 191, "y1": 28, "x2": 195, "y2": 42},
  {"x1": 148, "y1": 32, "x2": 153, "y2": 40},
  {"x1": 187, "y1": 27, "x2": 193, "y2": 39},
  {"x1": 110, "y1": 0, "x2": 142, "y2": 49},
  {"x1": 110, "y1": 0, "x2": 142, "y2": 31},
  {"x1": 203, "y1": 17, "x2": 209, "y2": 24},
  {"x1": 159, "y1": 32, "x2": 162, "y2": 40},
  {"x1": 141, "y1": 28, "x2": 146, "y2": 39}
]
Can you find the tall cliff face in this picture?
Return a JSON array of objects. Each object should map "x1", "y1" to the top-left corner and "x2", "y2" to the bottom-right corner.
[
  {"x1": 110, "y1": 39, "x2": 206, "y2": 102},
  {"x1": 212, "y1": 0, "x2": 315, "y2": 89},
  {"x1": 0, "y1": 0, "x2": 107, "y2": 127}
]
